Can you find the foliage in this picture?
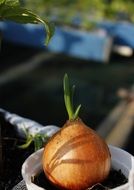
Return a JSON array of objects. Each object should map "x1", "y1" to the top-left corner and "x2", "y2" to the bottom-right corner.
[
  {"x1": 0, "y1": 0, "x2": 55, "y2": 45},
  {"x1": 25, "y1": 0, "x2": 134, "y2": 26},
  {"x1": 18, "y1": 128, "x2": 49, "y2": 151}
]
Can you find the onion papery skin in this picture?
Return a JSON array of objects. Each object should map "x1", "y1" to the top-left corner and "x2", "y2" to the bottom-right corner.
[{"x1": 43, "y1": 119, "x2": 111, "y2": 190}]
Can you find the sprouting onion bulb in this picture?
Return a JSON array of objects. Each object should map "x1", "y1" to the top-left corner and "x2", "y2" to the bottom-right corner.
[{"x1": 42, "y1": 74, "x2": 111, "y2": 190}]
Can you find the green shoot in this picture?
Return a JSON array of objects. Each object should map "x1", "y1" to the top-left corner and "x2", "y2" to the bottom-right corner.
[
  {"x1": 18, "y1": 128, "x2": 49, "y2": 151},
  {"x1": 63, "y1": 73, "x2": 81, "y2": 120}
]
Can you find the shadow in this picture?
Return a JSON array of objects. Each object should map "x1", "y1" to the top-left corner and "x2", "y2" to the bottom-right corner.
[{"x1": 45, "y1": 133, "x2": 94, "y2": 173}]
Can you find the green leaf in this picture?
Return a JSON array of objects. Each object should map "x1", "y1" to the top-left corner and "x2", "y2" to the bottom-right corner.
[
  {"x1": 44, "y1": 21, "x2": 55, "y2": 45},
  {"x1": 0, "y1": 0, "x2": 5, "y2": 5},
  {"x1": 18, "y1": 131, "x2": 49, "y2": 151},
  {"x1": 5, "y1": 0, "x2": 19, "y2": 6},
  {"x1": 18, "y1": 135, "x2": 33, "y2": 149},
  {"x1": 0, "y1": 1, "x2": 54, "y2": 45},
  {"x1": 63, "y1": 73, "x2": 74, "y2": 120},
  {"x1": 34, "y1": 134, "x2": 44, "y2": 151},
  {"x1": 73, "y1": 104, "x2": 81, "y2": 120},
  {"x1": 63, "y1": 74, "x2": 81, "y2": 120},
  {"x1": 71, "y1": 85, "x2": 75, "y2": 111}
]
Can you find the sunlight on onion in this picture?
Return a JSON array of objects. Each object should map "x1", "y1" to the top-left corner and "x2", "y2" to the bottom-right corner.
[{"x1": 42, "y1": 74, "x2": 111, "y2": 190}]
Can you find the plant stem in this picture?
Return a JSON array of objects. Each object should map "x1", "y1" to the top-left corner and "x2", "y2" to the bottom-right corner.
[{"x1": 63, "y1": 74, "x2": 81, "y2": 120}]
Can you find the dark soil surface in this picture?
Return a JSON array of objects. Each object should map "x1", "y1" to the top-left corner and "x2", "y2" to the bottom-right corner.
[
  {"x1": 0, "y1": 115, "x2": 34, "y2": 190},
  {"x1": 34, "y1": 169, "x2": 128, "y2": 190}
]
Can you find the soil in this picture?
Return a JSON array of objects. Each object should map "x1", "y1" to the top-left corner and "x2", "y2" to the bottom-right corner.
[
  {"x1": 0, "y1": 115, "x2": 34, "y2": 190},
  {"x1": 34, "y1": 169, "x2": 128, "y2": 190}
]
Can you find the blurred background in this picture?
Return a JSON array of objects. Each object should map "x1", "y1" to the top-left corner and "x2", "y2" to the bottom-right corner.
[{"x1": 1, "y1": 0, "x2": 134, "y2": 154}]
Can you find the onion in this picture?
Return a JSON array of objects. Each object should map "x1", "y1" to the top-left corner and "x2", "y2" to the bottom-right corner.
[{"x1": 42, "y1": 74, "x2": 111, "y2": 190}]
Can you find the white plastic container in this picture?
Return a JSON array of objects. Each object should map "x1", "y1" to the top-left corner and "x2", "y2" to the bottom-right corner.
[{"x1": 22, "y1": 145, "x2": 134, "y2": 190}]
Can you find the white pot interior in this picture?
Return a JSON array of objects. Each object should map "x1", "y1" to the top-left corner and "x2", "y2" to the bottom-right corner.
[{"x1": 22, "y1": 145, "x2": 134, "y2": 190}]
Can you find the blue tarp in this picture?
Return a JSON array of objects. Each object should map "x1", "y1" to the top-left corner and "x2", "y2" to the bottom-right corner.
[
  {"x1": 0, "y1": 21, "x2": 46, "y2": 48},
  {"x1": 48, "y1": 27, "x2": 111, "y2": 62},
  {"x1": 0, "y1": 21, "x2": 112, "y2": 62},
  {"x1": 99, "y1": 21, "x2": 134, "y2": 48}
]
